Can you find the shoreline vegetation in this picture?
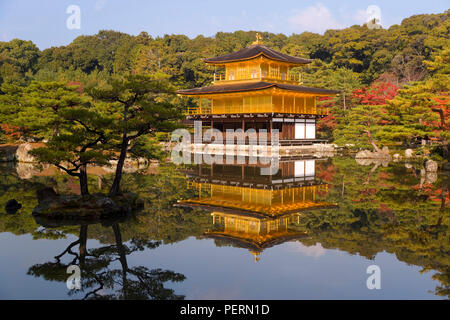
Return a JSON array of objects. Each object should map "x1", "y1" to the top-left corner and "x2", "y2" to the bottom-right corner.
[{"x1": 0, "y1": 10, "x2": 449, "y2": 219}]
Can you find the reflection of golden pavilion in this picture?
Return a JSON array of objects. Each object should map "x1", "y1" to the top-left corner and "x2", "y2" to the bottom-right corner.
[
  {"x1": 179, "y1": 158, "x2": 334, "y2": 217},
  {"x1": 185, "y1": 182, "x2": 328, "y2": 216},
  {"x1": 207, "y1": 211, "x2": 306, "y2": 262},
  {"x1": 177, "y1": 158, "x2": 336, "y2": 261}
]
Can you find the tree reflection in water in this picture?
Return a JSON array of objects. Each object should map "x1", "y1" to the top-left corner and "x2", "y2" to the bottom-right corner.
[
  {"x1": 28, "y1": 217, "x2": 185, "y2": 300},
  {"x1": 0, "y1": 160, "x2": 447, "y2": 299}
]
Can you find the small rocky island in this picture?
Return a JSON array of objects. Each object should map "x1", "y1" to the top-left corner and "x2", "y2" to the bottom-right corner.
[{"x1": 33, "y1": 187, "x2": 144, "y2": 219}]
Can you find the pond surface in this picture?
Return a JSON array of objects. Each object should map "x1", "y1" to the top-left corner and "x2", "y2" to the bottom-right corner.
[{"x1": 0, "y1": 157, "x2": 448, "y2": 299}]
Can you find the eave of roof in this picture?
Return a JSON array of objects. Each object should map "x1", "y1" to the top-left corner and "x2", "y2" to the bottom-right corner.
[
  {"x1": 204, "y1": 44, "x2": 313, "y2": 65},
  {"x1": 204, "y1": 232, "x2": 308, "y2": 251},
  {"x1": 177, "y1": 82, "x2": 340, "y2": 96}
]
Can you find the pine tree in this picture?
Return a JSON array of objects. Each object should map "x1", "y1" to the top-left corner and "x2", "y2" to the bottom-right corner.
[
  {"x1": 334, "y1": 104, "x2": 387, "y2": 150},
  {"x1": 22, "y1": 81, "x2": 89, "y2": 137},
  {"x1": 30, "y1": 107, "x2": 112, "y2": 195},
  {"x1": 87, "y1": 74, "x2": 182, "y2": 196}
]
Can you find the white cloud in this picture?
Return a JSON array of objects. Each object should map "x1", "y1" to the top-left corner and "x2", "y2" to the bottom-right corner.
[
  {"x1": 354, "y1": 9, "x2": 369, "y2": 24},
  {"x1": 287, "y1": 242, "x2": 327, "y2": 259},
  {"x1": 94, "y1": 0, "x2": 107, "y2": 12},
  {"x1": 354, "y1": 5, "x2": 384, "y2": 28},
  {"x1": 289, "y1": 3, "x2": 342, "y2": 34}
]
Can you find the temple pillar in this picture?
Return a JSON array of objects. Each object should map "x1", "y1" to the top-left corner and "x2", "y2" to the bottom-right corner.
[
  {"x1": 242, "y1": 119, "x2": 245, "y2": 145},
  {"x1": 269, "y1": 118, "x2": 273, "y2": 142}
]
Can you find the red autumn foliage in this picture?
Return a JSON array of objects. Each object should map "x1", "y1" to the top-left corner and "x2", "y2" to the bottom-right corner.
[
  {"x1": 430, "y1": 189, "x2": 450, "y2": 204},
  {"x1": 317, "y1": 113, "x2": 337, "y2": 131},
  {"x1": 316, "y1": 96, "x2": 338, "y2": 132},
  {"x1": 352, "y1": 81, "x2": 399, "y2": 105},
  {"x1": 1, "y1": 123, "x2": 21, "y2": 139},
  {"x1": 316, "y1": 163, "x2": 337, "y2": 183},
  {"x1": 430, "y1": 96, "x2": 450, "y2": 128},
  {"x1": 378, "y1": 172, "x2": 392, "y2": 180},
  {"x1": 66, "y1": 81, "x2": 83, "y2": 93},
  {"x1": 379, "y1": 203, "x2": 391, "y2": 213},
  {"x1": 359, "y1": 188, "x2": 377, "y2": 196},
  {"x1": 412, "y1": 182, "x2": 450, "y2": 204}
]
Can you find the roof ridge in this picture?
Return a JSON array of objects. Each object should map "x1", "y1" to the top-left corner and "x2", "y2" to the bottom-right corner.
[{"x1": 204, "y1": 44, "x2": 312, "y2": 65}]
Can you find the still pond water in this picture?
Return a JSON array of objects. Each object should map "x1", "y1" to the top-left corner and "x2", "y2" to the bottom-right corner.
[{"x1": 0, "y1": 156, "x2": 448, "y2": 299}]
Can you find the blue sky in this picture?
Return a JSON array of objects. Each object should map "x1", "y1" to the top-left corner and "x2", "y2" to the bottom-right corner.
[{"x1": 0, "y1": 0, "x2": 448, "y2": 49}]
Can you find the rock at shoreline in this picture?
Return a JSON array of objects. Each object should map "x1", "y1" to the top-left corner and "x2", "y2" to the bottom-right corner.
[
  {"x1": 355, "y1": 150, "x2": 372, "y2": 159},
  {"x1": 32, "y1": 189, "x2": 144, "y2": 220},
  {"x1": 312, "y1": 144, "x2": 336, "y2": 153},
  {"x1": 381, "y1": 146, "x2": 389, "y2": 154},
  {"x1": 355, "y1": 158, "x2": 391, "y2": 167},
  {"x1": 15, "y1": 143, "x2": 45, "y2": 163},
  {"x1": 425, "y1": 159, "x2": 438, "y2": 172},
  {"x1": 426, "y1": 172, "x2": 437, "y2": 183},
  {"x1": 37, "y1": 187, "x2": 58, "y2": 203},
  {"x1": 355, "y1": 148, "x2": 391, "y2": 161},
  {"x1": 405, "y1": 149, "x2": 414, "y2": 158}
]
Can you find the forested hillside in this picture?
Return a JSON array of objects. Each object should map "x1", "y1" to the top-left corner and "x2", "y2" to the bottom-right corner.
[{"x1": 0, "y1": 10, "x2": 448, "y2": 152}]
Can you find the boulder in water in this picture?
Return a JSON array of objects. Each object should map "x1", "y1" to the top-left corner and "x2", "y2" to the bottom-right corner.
[
  {"x1": 425, "y1": 159, "x2": 438, "y2": 172},
  {"x1": 355, "y1": 149, "x2": 391, "y2": 161},
  {"x1": 5, "y1": 199, "x2": 22, "y2": 214},
  {"x1": 37, "y1": 187, "x2": 58, "y2": 204}
]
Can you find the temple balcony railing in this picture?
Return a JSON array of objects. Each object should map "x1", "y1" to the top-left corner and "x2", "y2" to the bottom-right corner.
[
  {"x1": 185, "y1": 105, "x2": 328, "y2": 116},
  {"x1": 213, "y1": 72, "x2": 302, "y2": 85},
  {"x1": 187, "y1": 106, "x2": 212, "y2": 115}
]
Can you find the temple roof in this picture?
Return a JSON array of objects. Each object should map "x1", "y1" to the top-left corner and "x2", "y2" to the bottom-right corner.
[
  {"x1": 204, "y1": 44, "x2": 313, "y2": 65},
  {"x1": 204, "y1": 232, "x2": 309, "y2": 253},
  {"x1": 177, "y1": 81, "x2": 340, "y2": 96}
]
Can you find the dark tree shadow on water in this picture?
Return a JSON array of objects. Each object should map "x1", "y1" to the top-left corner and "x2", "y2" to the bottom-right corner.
[{"x1": 27, "y1": 217, "x2": 186, "y2": 300}]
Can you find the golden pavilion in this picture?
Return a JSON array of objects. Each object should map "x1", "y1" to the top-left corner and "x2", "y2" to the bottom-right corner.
[{"x1": 177, "y1": 35, "x2": 339, "y2": 145}]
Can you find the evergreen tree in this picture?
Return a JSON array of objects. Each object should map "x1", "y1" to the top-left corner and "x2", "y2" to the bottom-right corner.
[
  {"x1": 87, "y1": 74, "x2": 182, "y2": 196},
  {"x1": 23, "y1": 81, "x2": 88, "y2": 138},
  {"x1": 29, "y1": 104, "x2": 112, "y2": 196}
]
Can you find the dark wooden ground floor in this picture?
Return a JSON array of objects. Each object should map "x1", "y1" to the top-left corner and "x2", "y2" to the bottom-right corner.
[{"x1": 197, "y1": 118, "x2": 317, "y2": 141}]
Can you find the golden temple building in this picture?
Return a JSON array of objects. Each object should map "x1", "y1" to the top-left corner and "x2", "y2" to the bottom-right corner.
[
  {"x1": 177, "y1": 35, "x2": 339, "y2": 145},
  {"x1": 177, "y1": 158, "x2": 337, "y2": 261}
]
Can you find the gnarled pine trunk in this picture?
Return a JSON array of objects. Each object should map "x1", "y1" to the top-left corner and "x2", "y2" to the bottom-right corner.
[
  {"x1": 79, "y1": 164, "x2": 89, "y2": 196},
  {"x1": 109, "y1": 137, "x2": 129, "y2": 197},
  {"x1": 366, "y1": 129, "x2": 380, "y2": 152}
]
